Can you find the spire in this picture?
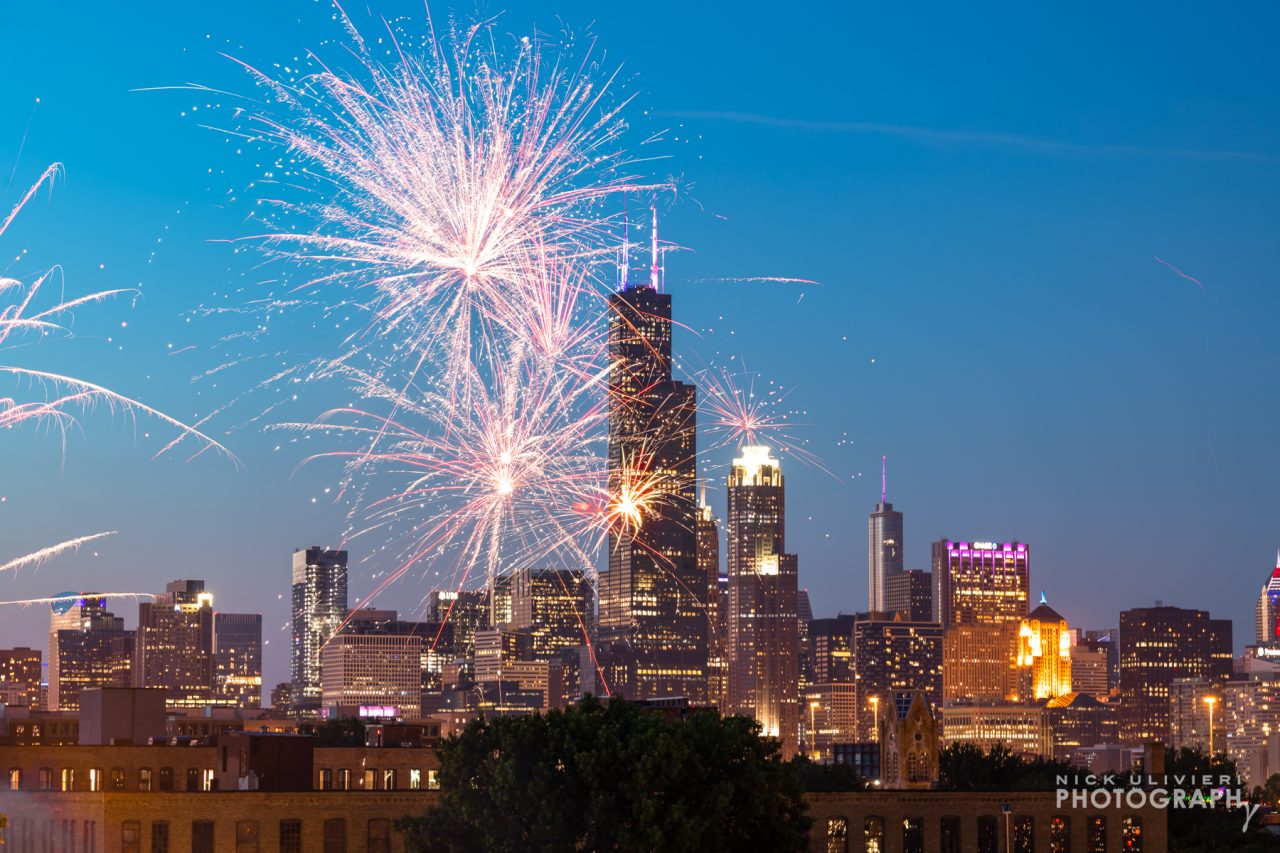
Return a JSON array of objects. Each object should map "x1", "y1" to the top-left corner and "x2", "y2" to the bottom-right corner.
[
  {"x1": 617, "y1": 205, "x2": 630, "y2": 290},
  {"x1": 1040, "y1": 591, "x2": 1048, "y2": 605},
  {"x1": 881, "y1": 455, "x2": 887, "y2": 504},
  {"x1": 649, "y1": 203, "x2": 661, "y2": 291},
  {"x1": 699, "y1": 479, "x2": 707, "y2": 509}
]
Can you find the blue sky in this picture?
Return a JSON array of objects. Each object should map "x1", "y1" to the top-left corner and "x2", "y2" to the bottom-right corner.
[{"x1": 2, "y1": 1, "x2": 1277, "y2": 688}]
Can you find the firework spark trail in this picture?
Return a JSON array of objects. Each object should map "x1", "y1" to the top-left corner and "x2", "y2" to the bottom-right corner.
[
  {"x1": 1154, "y1": 255, "x2": 1205, "y2": 292},
  {"x1": 0, "y1": 532, "x2": 116, "y2": 575},
  {"x1": 0, "y1": 592, "x2": 155, "y2": 608}
]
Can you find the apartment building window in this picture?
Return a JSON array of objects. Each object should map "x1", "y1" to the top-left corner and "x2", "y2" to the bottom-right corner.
[
  {"x1": 38, "y1": 767, "x2": 52, "y2": 790},
  {"x1": 201, "y1": 768, "x2": 215, "y2": 791},
  {"x1": 382, "y1": 768, "x2": 397, "y2": 790},
  {"x1": 1122, "y1": 817, "x2": 1142, "y2": 852},
  {"x1": 186, "y1": 768, "x2": 200, "y2": 791},
  {"x1": 319, "y1": 768, "x2": 333, "y2": 790},
  {"x1": 279, "y1": 819, "x2": 302, "y2": 853},
  {"x1": 367, "y1": 819, "x2": 390, "y2": 853},
  {"x1": 235, "y1": 820, "x2": 259, "y2": 853},
  {"x1": 977, "y1": 816, "x2": 999, "y2": 853},
  {"x1": 323, "y1": 818, "x2": 347, "y2": 853},
  {"x1": 1014, "y1": 816, "x2": 1035, "y2": 853},
  {"x1": 1088, "y1": 816, "x2": 1107, "y2": 853},
  {"x1": 121, "y1": 821, "x2": 141, "y2": 853},
  {"x1": 826, "y1": 816, "x2": 848, "y2": 853},
  {"x1": 191, "y1": 820, "x2": 214, "y2": 853},
  {"x1": 7, "y1": 768, "x2": 19, "y2": 790},
  {"x1": 864, "y1": 817, "x2": 884, "y2": 853},
  {"x1": 139, "y1": 768, "x2": 152, "y2": 791},
  {"x1": 158, "y1": 767, "x2": 174, "y2": 791},
  {"x1": 364, "y1": 769, "x2": 377, "y2": 790},
  {"x1": 337, "y1": 768, "x2": 351, "y2": 790},
  {"x1": 1050, "y1": 816, "x2": 1071, "y2": 853},
  {"x1": 409, "y1": 769, "x2": 421, "y2": 790},
  {"x1": 88, "y1": 768, "x2": 103, "y2": 792},
  {"x1": 110, "y1": 767, "x2": 126, "y2": 791},
  {"x1": 902, "y1": 816, "x2": 924, "y2": 853},
  {"x1": 60, "y1": 767, "x2": 74, "y2": 791},
  {"x1": 941, "y1": 816, "x2": 962, "y2": 853},
  {"x1": 151, "y1": 821, "x2": 170, "y2": 853}
]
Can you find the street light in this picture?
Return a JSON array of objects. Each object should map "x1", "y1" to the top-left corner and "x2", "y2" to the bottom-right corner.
[
  {"x1": 1204, "y1": 695, "x2": 1218, "y2": 756},
  {"x1": 869, "y1": 695, "x2": 880, "y2": 743}
]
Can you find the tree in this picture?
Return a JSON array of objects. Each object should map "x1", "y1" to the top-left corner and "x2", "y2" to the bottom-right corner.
[
  {"x1": 299, "y1": 717, "x2": 366, "y2": 747},
  {"x1": 397, "y1": 696, "x2": 811, "y2": 853},
  {"x1": 938, "y1": 742, "x2": 1079, "y2": 791}
]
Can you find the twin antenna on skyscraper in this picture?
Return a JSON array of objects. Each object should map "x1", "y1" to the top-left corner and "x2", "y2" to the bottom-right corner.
[{"x1": 616, "y1": 201, "x2": 665, "y2": 291}]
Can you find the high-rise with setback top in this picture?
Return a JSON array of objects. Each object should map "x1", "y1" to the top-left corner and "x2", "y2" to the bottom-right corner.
[{"x1": 291, "y1": 547, "x2": 349, "y2": 711}]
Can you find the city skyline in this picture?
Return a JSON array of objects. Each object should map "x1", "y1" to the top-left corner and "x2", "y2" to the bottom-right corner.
[{"x1": 1, "y1": 0, "x2": 1278, "y2": 694}]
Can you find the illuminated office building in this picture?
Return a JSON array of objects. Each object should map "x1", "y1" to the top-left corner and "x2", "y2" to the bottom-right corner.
[
  {"x1": 942, "y1": 623, "x2": 1019, "y2": 702},
  {"x1": 1015, "y1": 602, "x2": 1072, "y2": 701},
  {"x1": 696, "y1": 491, "x2": 728, "y2": 709},
  {"x1": 1045, "y1": 693, "x2": 1120, "y2": 762},
  {"x1": 49, "y1": 595, "x2": 134, "y2": 711},
  {"x1": 321, "y1": 631, "x2": 424, "y2": 713},
  {"x1": 1168, "y1": 677, "x2": 1222, "y2": 754},
  {"x1": 1118, "y1": 605, "x2": 1233, "y2": 743},
  {"x1": 427, "y1": 588, "x2": 488, "y2": 664},
  {"x1": 852, "y1": 615, "x2": 943, "y2": 741},
  {"x1": 135, "y1": 580, "x2": 216, "y2": 709},
  {"x1": 940, "y1": 703, "x2": 1052, "y2": 759},
  {"x1": 509, "y1": 567, "x2": 593, "y2": 662},
  {"x1": 931, "y1": 540, "x2": 1030, "y2": 626},
  {"x1": 886, "y1": 569, "x2": 931, "y2": 622},
  {"x1": 1256, "y1": 553, "x2": 1280, "y2": 645},
  {"x1": 727, "y1": 446, "x2": 799, "y2": 754},
  {"x1": 0, "y1": 647, "x2": 42, "y2": 709},
  {"x1": 597, "y1": 230, "x2": 706, "y2": 702},
  {"x1": 214, "y1": 612, "x2": 263, "y2": 708},
  {"x1": 290, "y1": 547, "x2": 348, "y2": 711},
  {"x1": 867, "y1": 458, "x2": 903, "y2": 613},
  {"x1": 803, "y1": 682, "x2": 858, "y2": 760},
  {"x1": 1069, "y1": 637, "x2": 1112, "y2": 701},
  {"x1": 808, "y1": 615, "x2": 855, "y2": 685}
]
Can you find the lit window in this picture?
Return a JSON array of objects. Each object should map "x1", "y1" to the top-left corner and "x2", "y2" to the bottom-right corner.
[
  {"x1": 8, "y1": 768, "x2": 19, "y2": 790},
  {"x1": 139, "y1": 768, "x2": 152, "y2": 792},
  {"x1": 61, "y1": 767, "x2": 75, "y2": 791},
  {"x1": 428, "y1": 769, "x2": 440, "y2": 790},
  {"x1": 409, "y1": 769, "x2": 421, "y2": 790}
]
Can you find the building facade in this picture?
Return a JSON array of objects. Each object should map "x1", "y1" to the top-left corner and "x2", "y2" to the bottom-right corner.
[
  {"x1": 134, "y1": 580, "x2": 215, "y2": 710},
  {"x1": 0, "y1": 647, "x2": 42, "y2": 709},
  {"x1": 726, "y1": 446, "x2": 800, "y2": 754},
  {"x1": 49, "y1": 596, "x2": 135, "y2": 712},
  {"x1": 597, "y1": 272, "x2": 706, "y2": 702},
  {"x1": 291, "y1": 547, "x2": 349, "y2": 711},
  {"x1": 214, "y1": 612, "x2": 263, "y2": 708},
  {"x1": 886, "y1": 569, "x2": 931, "y2": 622},
  {"x1": 867, "y1": 459, "x2": 903, "y2": 614},
  {"x1": 852, "y1": 615, "x2": 943, "y2": 741},
  {"x1": 931, "y1": 540, "x2": 1030, "y2": 626}
]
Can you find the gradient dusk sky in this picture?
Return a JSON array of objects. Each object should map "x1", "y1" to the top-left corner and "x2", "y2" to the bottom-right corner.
[{"x1": 2, "y1": 1, "x2": 1278, "y2": 688}]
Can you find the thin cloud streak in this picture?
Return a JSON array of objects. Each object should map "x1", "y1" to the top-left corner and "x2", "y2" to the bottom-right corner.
[{"x1": 656, "y1": 110, "x2": 1278, "y2": 163}]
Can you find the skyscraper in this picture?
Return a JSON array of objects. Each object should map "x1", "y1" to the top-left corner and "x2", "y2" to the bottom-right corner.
[
  {"x1": 509, "y1": 566, "x2": 594, "y2": 662},
  {"x1": 1255, "y1": 552, "x2": 1280, "y2": 645},
  {"x1": 932, "y1": 540, "x2": 1030, "y2": 626},
  {"x1": 867, "y1": 457, "x2": 903, "y2": 613},
  {"x1": 135, "y1": 579, "x2": 215, "y2": 709},
  {"x1": 1014, "y1": 602, "x2": 1072, "y2": 701},
  {"x1": 886, "y1": 569, "x2": 932, "y2": 621},
  {"x1": 49, "y1": 595, "x2": 134, "y2": 711},
  {"x1": 291, "y1": 546, "x2": 348, "y2": 712},
  {"x1": 697, "y1": 488, "x2": 728, "y2": 709},
  {"x1": 214, "y1": 612, "x2": 263, "y2": 708},
  {"x1": 597, "y1": 225, "x2": 705, "y2": 702},
  {"x1": 726, "y1": 445, "x2": 800, "y2": 754},
  {"x1": 852, "y1": 614, "x2": 943, "y2": 741},
  {"x1": 0, "y1": 647, "x2": 42, "y2": 709},
  {"x1": 1118, "y1": 604, "x2": 1233, "y2": 743}
]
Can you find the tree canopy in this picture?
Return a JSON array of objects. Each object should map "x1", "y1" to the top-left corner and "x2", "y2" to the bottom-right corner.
[{"x1": 397, "y1": 696, "x2": 811, "y2": 853}]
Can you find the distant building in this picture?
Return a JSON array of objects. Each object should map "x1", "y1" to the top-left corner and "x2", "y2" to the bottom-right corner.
[
  {"x1": 135, "y1": 580, "x2": 215, "y2": 710},
  {"x1": 49, "y1": 595, "x2": 134, "y2": 712},
  {"x1": 0, "y1": 647, "x2": 41, "y2": 709},
  {"x1": 509, "y1": 567, "x2": 593, "y2": 663},
  {"x1": 852, "y1": 615, "x2": 943, "y2": 741},
  {"x1": 942, "y1": 623, "x2": 1018, "y2": 703},
  {"x1": 1118, "y1": 604, "x2": 1233, "y2": 743},
  {"x1": 886, "y1": 569, "x2": 931, "y2": 622},
  {"x1": 1044, "y1": 692, "x2": 1120, "y2": 762},
  {"x1": 214, "y1": 612, "x2": 263, "y2": 708},
  {"x1": 941, "y1": 702, "x2": 1052, "y2": 759},
  {"x1": 1256, "y1": 552, "x2": 1280, "y2": 645},
  {"x1": 931, "y1": 540, "x2": 1030, "y2": 626},
  {"x1": 596, "y1": 271, "x2": 706, "y2": 703},
  {"x1": 867, "y1": 457, "x2": 903, "y2": 614},
  {"x1": 291, "y1": 547, "x2": 348, "y2": 713},
  {"x1": 726, "y1": 446, "x2": 799, "y2": 754},
  {"x1": 808, "y1": 615, "x2": 855, "y2": 685},
  {"x1": 1168, "y1": 677, "x2": 1221, "y2": 754},
  {"x1": 803, "y1": 682, "x2": 858, "y2": 760},
  {"x1": 1069, "y1": 637, "x2": 1112, "y2": 700},
  {"x1": 1014, "y1": 602, "x2": 1072, "y2": 701},
  {"x1": 697, "y1": 491, "x2": 727, "y2": 710},
  {"x1": 321, "y1": 630, "x2": 424, "y2": 714}
]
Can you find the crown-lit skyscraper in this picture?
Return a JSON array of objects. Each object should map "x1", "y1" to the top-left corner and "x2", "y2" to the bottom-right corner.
[
  {"x1": 1255, "y1": 551, "x2": 1280, "y2": 645},
  {"x1": 868, "y1": 456, "x2": 903, "y2": 613},
  {"x1": 291, "y1": 546, "x2": 349, "y2": 712},
  {"x1": 596, "y1": 210, "x2": 706, "y2": 701},
  {"x1": 727, "y1": 445, "x2": 799, "y2": 755}
]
